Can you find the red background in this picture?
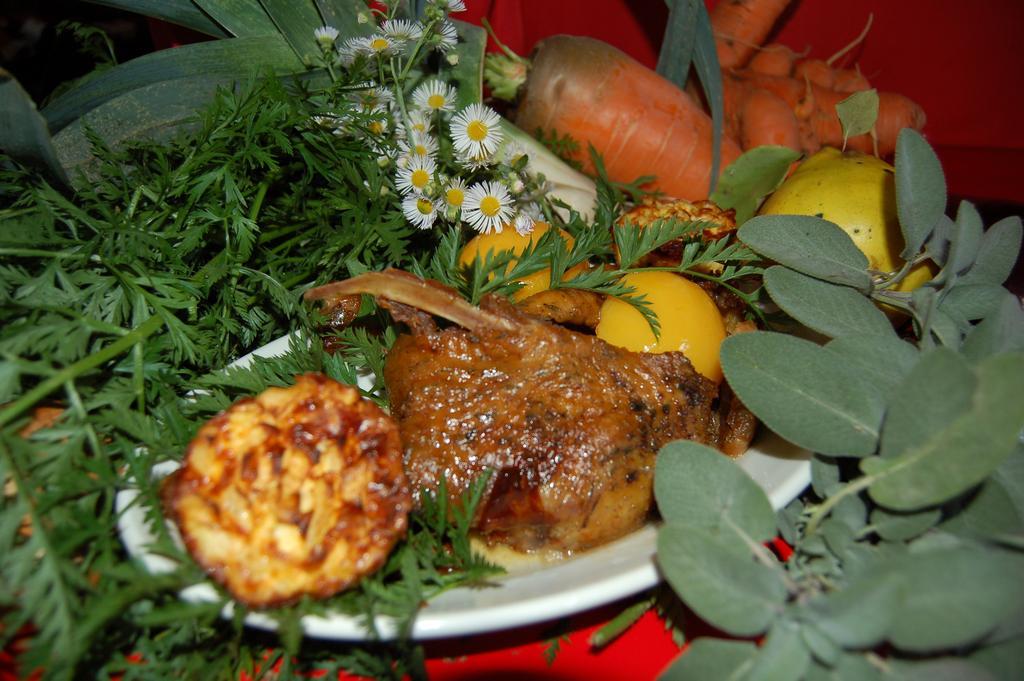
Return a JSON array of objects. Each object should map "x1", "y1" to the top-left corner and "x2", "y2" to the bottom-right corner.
[{"x1": 465, "y1": 0, "x2": 1024, "y2": 206}]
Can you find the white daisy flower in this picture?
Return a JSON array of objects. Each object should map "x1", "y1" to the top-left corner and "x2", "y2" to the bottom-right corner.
[
  {"x1": 412, "y1": 79, "x2": 457, "y2": 113},
  {"x1": 311, "y1": 112, "x2": 342, "y2": 131},
  {"x1": 456, "y1": 147, "x2": 494, "y2": 170},
  {"x1": 381, "y1": 18, "x2": 423, "y2": 42},
  {"x1": 444, "y1": 177, "x2": 468, "y2": 209},
  {"x1": 356, "y1": 33, "x2": 398, "y2": 57},
  {"x1": 395, "y1": 155, "x2": 437, "y2": 195},
  {"x1": 366, "y1": 116, "x2": 390, "y2": 137},
  {"x1": 314, "y1": 25, "x2": 339, "y2": 49},
  {"x1": 336, "y1": 37, "x2": 363, "y2": 66},
  {"x1": 463, "y1": 180, "x2": 514, "y2": 234},
  {"x1": 434, "y1": 20, "x2": 458, "y2": 52},
  {"x1": 521, "y1": 201, "x2": 544, "y2": 220},
  {"x1": 403, "y1": 109, "x2": 432, "y2": 138},
  {"x1": 355, "y1": 86, "x2": 394, "y2": 113},
  {"x1": 399, "y1": 132, "x2": 439, "y2": 160},
  {"x1": 403, "y1": 194, "x2": 438, "y2": 230},
  {"x1": 450, "y1": 103, "x2": 503, "y2": 158},
  {"x1": 500, "y1": 141, "x2": 527, "y2": 166},
  {"x1": 514, "y1": 212, "x2": 535, "y2": 235},
  {"x1": 442, "y1": 0, "x2": 467, "y2": 13}
]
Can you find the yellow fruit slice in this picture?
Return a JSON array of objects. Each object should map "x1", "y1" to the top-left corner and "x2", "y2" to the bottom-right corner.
[
  {"x1": 595, "y1": 271, "x2": 726, "y2": 383},
  {"x1": 458, "y1": 222, "x2": 586, "y2": 301}
]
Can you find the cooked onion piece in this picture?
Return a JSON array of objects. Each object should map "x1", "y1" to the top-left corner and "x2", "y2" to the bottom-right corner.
[{"x1": 164, "y1": 373, "x2": 410, "y2": 608}]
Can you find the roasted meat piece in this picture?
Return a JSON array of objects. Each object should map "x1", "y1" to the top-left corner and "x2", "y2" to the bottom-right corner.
[
  {"x1": 163, "y1": 373, "x2": 410, "y2": 607},
  {"x1": 305, "y1": 271, "x2": 719, "y2": 554}
]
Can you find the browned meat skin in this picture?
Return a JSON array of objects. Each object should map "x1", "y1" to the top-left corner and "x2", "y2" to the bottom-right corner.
[
  {"x1": 308, "y1": 271, "x2": 718, "y2": 554},
  {"x1": 516, "y1": 287, "x2": 604, "y2": 328}
]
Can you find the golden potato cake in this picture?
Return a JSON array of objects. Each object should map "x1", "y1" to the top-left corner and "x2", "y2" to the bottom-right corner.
[{"x1": 163, "y1": 373, "x2": 410, "y2": 608}]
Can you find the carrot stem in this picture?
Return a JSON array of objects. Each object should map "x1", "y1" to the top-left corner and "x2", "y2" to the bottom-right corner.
[{"x1": 826, "y1": 13, "x2": 874, "y2": 67}]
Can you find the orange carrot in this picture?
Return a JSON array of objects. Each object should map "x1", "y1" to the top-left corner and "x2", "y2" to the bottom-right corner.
[
  {"x1": 794, "y1": 58, "x2": 835, "y2": 89},
  {"x1": 724, "y1": 71, "x2": 804, "y2": 110},
  {"x1": 512, "y1": 35, "x2": 742, "y2": 201},
  {"x1": 832, "y1": 67, "x2": 871, "y2": 93},
  {"x1": 711, "y1": 0, "x2": 794, "y2": 70},
  {"x1": 747, "y1": 43, "x2": 798, "y2": 76},
  {"x1": 738, "y1": 88, "x2": 801, "y2": 151}
]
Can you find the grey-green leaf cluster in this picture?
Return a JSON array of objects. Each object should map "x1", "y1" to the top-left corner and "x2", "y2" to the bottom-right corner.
[{"x1": 656, "y1": 129, "x2": 1024, "y2": 680}]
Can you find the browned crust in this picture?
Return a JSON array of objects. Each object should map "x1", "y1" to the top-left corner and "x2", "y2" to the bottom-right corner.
[{"x1": 164, "y1": 373, "x2": 410, "y2": 608}]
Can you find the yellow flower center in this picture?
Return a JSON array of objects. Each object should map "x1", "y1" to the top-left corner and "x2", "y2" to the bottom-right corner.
[
  {"x1": 446, "y1": 188, "x2": 464, "y2": 206},
  {"x1": 480, "y1": 195, "x2": 501, "y2": 217},
  {"x1": 369, "y1": 121, "x2": 386, "y2": 135},
  {"x1": 414, "y1": 144, "x2": 428, "y2": 156},
  {"x1": 427, "y1": 93, "x2": 446, "y2": 109},
  {"x1": 370, "y1": 37, "x2": 389, "y2": 52},
  {"x1": 466, "y1": 120, "x2": 489, "y2": 142},
  {"x1": 411, "y1": 168, "x2": 430, "y2": 189},
  {"x1": 416, "y1": 198, "x2": 433, "y2": 215}
]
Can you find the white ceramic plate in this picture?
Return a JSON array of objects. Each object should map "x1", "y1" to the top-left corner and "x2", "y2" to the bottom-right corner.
[{"x1": 117, "y1": 335, "x2": 811, "y2": 641}]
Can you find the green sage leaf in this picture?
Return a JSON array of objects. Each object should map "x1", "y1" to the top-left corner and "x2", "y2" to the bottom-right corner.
[
  {"x1": 659, "y1": 637, "x2": 757, "y2": 681},
  {"x1": 810, "y1": 454, "x2": 840, "y2": 498},
  {"x1": 970, "y1": 636, "x2": 1024, "y2": 681},
  {"x1": 764, "y1": 266, "x2": 893, "y2": 339},
  {"x1": 886, "y1": 545, "x2": 1024, "y2": 652},
  {"x1": 870, "y1": 507, "x2": 941, "y2": 542},
  {"x1": 866, "y1": 352, "x2": 1024, "y2": 510},
  {"x1": 945, "y1": 200, "x2": 984, "y2": 278},
  {"x1": 800, "y1": 623, "x2": 841, "y2": 666},
  {"x1": 894, "y1": 129, "x2": 946, "y2": 260},
  {"x1": 960, "y1": 215, "x2": 1023, "y2": 286},
  {"x1": 711, "y1": 145, "x2": 801, "y2": 225},
  {"x1": 654, "y1": 440, "x2": 776, "y2": 542},
  {"x1": 747, "y1": 619, "x2": 810, "y2": 681},
  {"x1": 721, "y1": 332, "x2": 884, "y2": 457},
  {"x1": 992, "y1": 444, "x2": 1024, "y2": 520},
  {"x1": 806, "y1": 653, "x2": 882, "y2": 681},
  {"x1": 658, "y1": 523, "x2": 786, "y2": 637},
  {"x1": 739, "y1": 215, "x2": 872, "y2": 292},
  {"x1": 824, "y1": 334, "x2": 919, "y2": 397},
  {"x1": 895, "y1": 659, "x2": 998, "y2": 681},
  {"x1": 961, "y1": 294, "x2": 1024, "y2": 361},
  {"x1": 941, "y1": 477, "x2": 1023, "y2": 540},
  {"x1": 807, "y1": 571, "x2": 902, "y2": 648},
  {"x1": 940, "y1": 283, "x2": 1014, "y2": 324},
  {"x1": 835, "y1": 89, "x2": 879, "y2": 145},
  {"x1": 928, "y1": 307, "x2": 964, "y2": 349},
  {"x1": 879, "y1": 347, "x2": 974, "y2": 459}
]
